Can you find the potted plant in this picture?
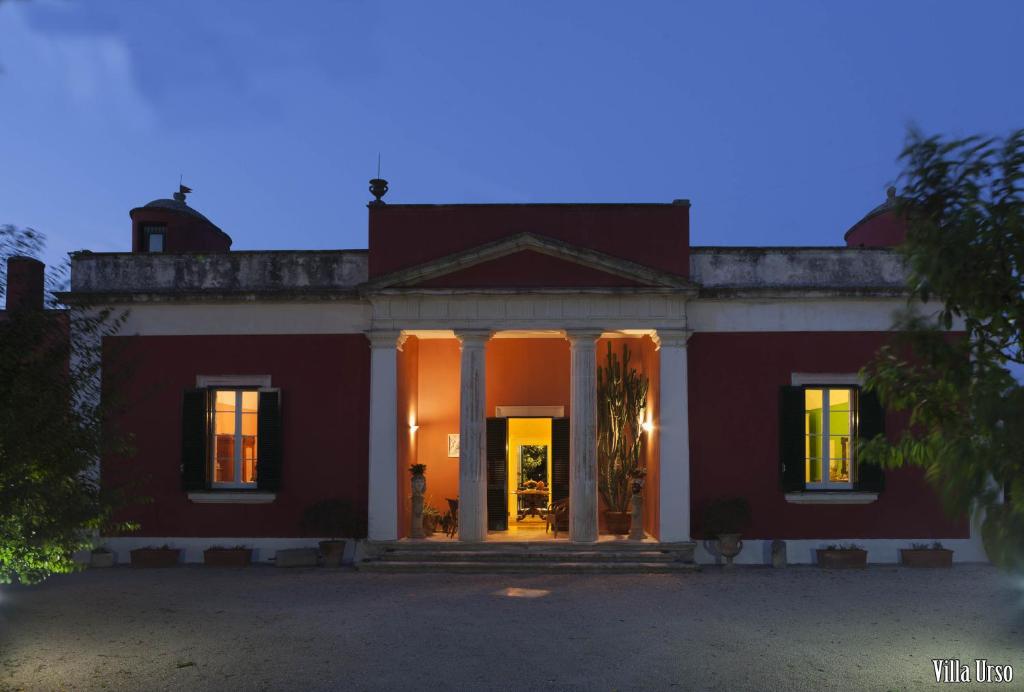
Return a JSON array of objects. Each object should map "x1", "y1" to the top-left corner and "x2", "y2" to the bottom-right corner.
[
  {"x1": 422, "y1": 505, "x2": 441, "y2": 535},
  {"x1": 597, "y1": 342, "x2": 650, "y2": 535},
  {"x1": 203, "y1": 545, "x2": 253, "y2": 567},
  {"x1": 702, "y1": 498, "x2": 751, "y2": 566},
  {"x1": 816, "y1": 544, "x2": 868, "y2": 569},
  {"x1": 130, "y1": 545, "x2": 181, "y2": 568},
  {"x1": 300, "y1": 498, "x2": 365, "y2": 567},
  {"x1": 89, "y1": 546, "x2": 115, "y2": 568},
  {"x1": 900, "y1": 541, "x2": 953, "y2": 568}
]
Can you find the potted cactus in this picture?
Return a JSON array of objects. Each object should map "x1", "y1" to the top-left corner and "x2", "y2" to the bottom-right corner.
[{"x1": 597, "y1": 342, "x2": 650, "y2": 535}]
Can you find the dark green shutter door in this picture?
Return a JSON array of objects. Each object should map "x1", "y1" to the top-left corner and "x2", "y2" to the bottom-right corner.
[
  {"x1": 486, "y1": 418, "x2": 508, "y2": 531},
  {"x1": 551, "y1": 417, "x2": 570, "y2": 502},
  {"x1": 856, "y1": 389, "x2": 885, "y2": 492},
  {"x1": 779, "y1": 386, "x2": 805, "y2": 492},
  {"x1": 257, "y1": 389, "x2": 283, "y2": 491},
  {"x1": 181, "y1": 389, "x2": 209, "y2": 491}
]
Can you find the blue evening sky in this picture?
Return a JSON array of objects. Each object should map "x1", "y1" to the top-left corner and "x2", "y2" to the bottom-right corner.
[{"x1": 1, "y1": 0, "x2": 1022, "y2": 272}]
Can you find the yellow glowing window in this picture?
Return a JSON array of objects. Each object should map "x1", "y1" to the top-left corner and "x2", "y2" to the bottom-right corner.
[
  {"x1": 804, "y1": 388, "x2": 855, "y2": 488},
  {"x1": 212, "y1": 389, "x2": 258, "y2": 486}
]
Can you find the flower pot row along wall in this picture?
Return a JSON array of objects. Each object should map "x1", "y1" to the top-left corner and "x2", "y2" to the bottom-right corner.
[{"x1": 816, "y1": 547, "x2": 867, "y2": 569}]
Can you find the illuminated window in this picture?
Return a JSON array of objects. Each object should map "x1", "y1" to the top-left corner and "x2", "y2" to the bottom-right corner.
[
  {"x1": 804, "y1": 388, "x2": 854, "y2": 488},
  {"x1": 781, "y1": 380, "x2": 885, "y2": 494},
  {"x1": 212, "y1": 389, "x2": 259, "y2": 487}
]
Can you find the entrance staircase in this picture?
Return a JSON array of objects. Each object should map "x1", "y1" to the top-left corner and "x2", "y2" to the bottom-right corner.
[{"x1": 357, "y1": 540, "x2": 698, "y2": 573}]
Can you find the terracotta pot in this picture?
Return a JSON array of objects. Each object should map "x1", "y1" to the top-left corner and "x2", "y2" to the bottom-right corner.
[
  {"x1": 816, "y1": 548, "x2": 867, "y2": 569},
  {"x1": 900, "y1": 548, "x2": 952, "y2": 568},
  {"x1": 604, "y1": 511, "x2": 631, "y2": 535},
  {"x1": 203, "y1": 548, "x2": 252, "y2": 567},
  {"x1": 319, "y1": 540, "x2": 347, "y2": 567},
  {"x1": 130, "y1": 548, "x2": 181, "y2": 568}
]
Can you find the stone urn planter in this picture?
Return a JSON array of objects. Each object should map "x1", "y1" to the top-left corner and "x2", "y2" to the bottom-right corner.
[
  {"x1": 900, "y1": 546, "x2": 953, "y2": 568},
  {"x1": 318, "y1": 540, "x2": 347, "y2": 567},
  {"x1": 702, "y1": 497, "x2": 752, "y2": 567},
  {"x1": 716, "y1": 533, "x2": 744, "y2": 567},
  {"x1": 130, "y1": 547, "x2": 181, "y2": 568},
  {"x1": 816, "y1": 547, "x2": 867, "y2": 569},
  {"x1": 203, "y1": 547, "x2": 253, "y2": 567},
  {"x1": 89, "y1": 549, "x2": 115, "y2": 568}
]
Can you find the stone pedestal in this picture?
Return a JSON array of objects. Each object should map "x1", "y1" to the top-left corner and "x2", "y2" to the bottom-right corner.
[
  {"x1": 629, "y1": 493, "x2": 645, "y2": 540},
  {"x1": 411, "y1": 473, "x2": 426, "y2": 539}
]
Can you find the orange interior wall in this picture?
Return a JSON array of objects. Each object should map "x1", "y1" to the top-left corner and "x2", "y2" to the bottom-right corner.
[
  {"x1": 396, "y1": 336, "x2": 419, "y2": 538},
  {"x1": 639, "y1": 336, "x2": 661, "y2": 539},
  {"x1": 485, "y1": 338, "x2": 571, "y2": 416},
  {"x1": 415, "y1": 339, "x2": 462, "y2": 518}
]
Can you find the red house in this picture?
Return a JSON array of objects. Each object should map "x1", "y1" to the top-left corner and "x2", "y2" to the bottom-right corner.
[{"x1": 62, "y1": 183, "x2": 983, "y2": 566}]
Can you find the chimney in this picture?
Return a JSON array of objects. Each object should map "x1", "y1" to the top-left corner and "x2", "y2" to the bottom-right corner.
[{"x1": 5, "y1": 256, "x2": 45, "y2": 312}]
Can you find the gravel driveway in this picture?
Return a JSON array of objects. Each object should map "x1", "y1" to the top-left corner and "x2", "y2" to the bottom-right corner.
[{"x1": 1, "y1": 565, "x2": 1021, "y2": 691}]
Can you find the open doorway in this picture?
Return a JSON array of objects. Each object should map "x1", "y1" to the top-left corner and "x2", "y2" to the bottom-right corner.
[{"x1": 486, "y1": 416, "x2": 569, "y2": 538}]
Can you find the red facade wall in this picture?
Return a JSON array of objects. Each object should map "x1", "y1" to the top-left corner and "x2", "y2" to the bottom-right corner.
[
  {"x1": 687, "y1": 332, "x2": 968, "y2": 539},
  {"x1": 103, "y1": 334, "x2": 370, "y2": 537},
  {"x1": 368, "y1": 204, "x2": 690, "y2": 279},
  {"x1": 844, "y1": 210, "x2": 907, "y2": 247}
]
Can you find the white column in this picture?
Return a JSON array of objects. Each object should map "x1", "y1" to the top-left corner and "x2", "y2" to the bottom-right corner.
[
  {"x1": 367, "y1": 330, "x2": 401, "y2": 541},
  {"x1": 566, "y1": 330, "x2": 601, "y2": 544},
  {"x1": 456, "y1": 330, "x2": 490, "y2": 542},
  {"x1": 657, "y1": 329, "x2": 692, "y2": 542}
]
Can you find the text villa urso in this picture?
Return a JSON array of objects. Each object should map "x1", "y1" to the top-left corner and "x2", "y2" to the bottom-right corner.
[{"x1": 933, "y1": 659, "x2": 1013, "y2": 684}]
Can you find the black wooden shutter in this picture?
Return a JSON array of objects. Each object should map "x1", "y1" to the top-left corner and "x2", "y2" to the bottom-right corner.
[
  {"x1": 181, "y1": 389, "x2": 209, "y2": 491},
  {"x1": 551, "y1": 417, "x2": 570, "y2": 502},
  {"x1": 486, "y1": 418, "x2": 508, "y2": 531},
  {"x1": 855, "y1": 388, "x2": 885, "y2": 492},
  {"x1": 779, "y1": 386, "x2": 806, "y2": 492},
  {"x1": 257, "y1": 389, "x2": 283, "y2": 491}
]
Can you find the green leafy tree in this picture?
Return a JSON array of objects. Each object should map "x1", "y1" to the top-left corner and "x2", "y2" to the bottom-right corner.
[
  {"x1": 860, "y1": 129, "x2": 1024, "y2": 570},
  {"x1": 0, "y1": 226, "x2": 133, "y2": 584}
]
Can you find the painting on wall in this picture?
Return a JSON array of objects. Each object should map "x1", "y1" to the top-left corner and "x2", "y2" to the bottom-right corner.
[{"x1": 447, "y1": 434, "x2": 460, "y2": 458}]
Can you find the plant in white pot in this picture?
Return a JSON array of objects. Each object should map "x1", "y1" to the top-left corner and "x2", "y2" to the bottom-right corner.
[
  {"x1": 702, "y1": 498, "x2": 752, "y2": 567},
  {"x1": 300, "y1": 499, "x2": 365, "y2": 567}
]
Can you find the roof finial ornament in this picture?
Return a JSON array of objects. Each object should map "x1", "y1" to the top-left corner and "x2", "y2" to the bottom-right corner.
[
  {"x1": 886, "y1": 186, "x2": 896, "y2": 203},
  {"x1": 174, "y1": 179, "x2": 192, "y2": 204},
  {"x1": 369, "y1": 155, "x2": 388, "y2": 206}
]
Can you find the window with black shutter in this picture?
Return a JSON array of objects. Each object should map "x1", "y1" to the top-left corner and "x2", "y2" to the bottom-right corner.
[
  {"x1": 778, "y1": 383, "x2": 884, "y2": 493},
  {"x1": 180, "y1": 383, "x2": 281, "y2": 493}
]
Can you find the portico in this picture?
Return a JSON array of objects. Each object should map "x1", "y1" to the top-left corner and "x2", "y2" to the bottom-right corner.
[{"x1": 366, "y1": 321, "x2": 692, "y2": 544}]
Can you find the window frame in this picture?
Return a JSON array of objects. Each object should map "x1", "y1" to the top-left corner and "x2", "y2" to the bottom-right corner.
[
  {"x1": 791, "y1": 373, "x2": 862, "y2": 492},
  {"x1": 802, "y1": 386, "x2": 856, "y2": 490},
  {"x1": 143, "y1": 225, "x2": 166, "y2": 253},
  {"x1": 210, "y1": 388, "x2": 260, "y2": 489},
  {"x1": 196, "y1": 375, "x2": 272, "y2": 492}
]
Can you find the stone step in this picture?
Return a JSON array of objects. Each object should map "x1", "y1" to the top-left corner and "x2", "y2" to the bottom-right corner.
[
  {"x1": 357, "y1": 560, "x2": 700, "y2": 574},
  {"x1": 377, "y1": 550, "x2": 682, "y2": 563},
  {"x1": 366, "y1": 540, "x2": 695, "y2": 553}
]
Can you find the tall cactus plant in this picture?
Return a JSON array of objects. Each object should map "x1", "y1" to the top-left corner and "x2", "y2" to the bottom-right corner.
[{"x1": 597, "y1": 342, "x2": 649, "y2": 513}]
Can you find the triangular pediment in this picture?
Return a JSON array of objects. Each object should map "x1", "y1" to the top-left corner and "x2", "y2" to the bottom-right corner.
[{"x1": 362, "y1": 232, "x2": 690, "y2": 292}]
